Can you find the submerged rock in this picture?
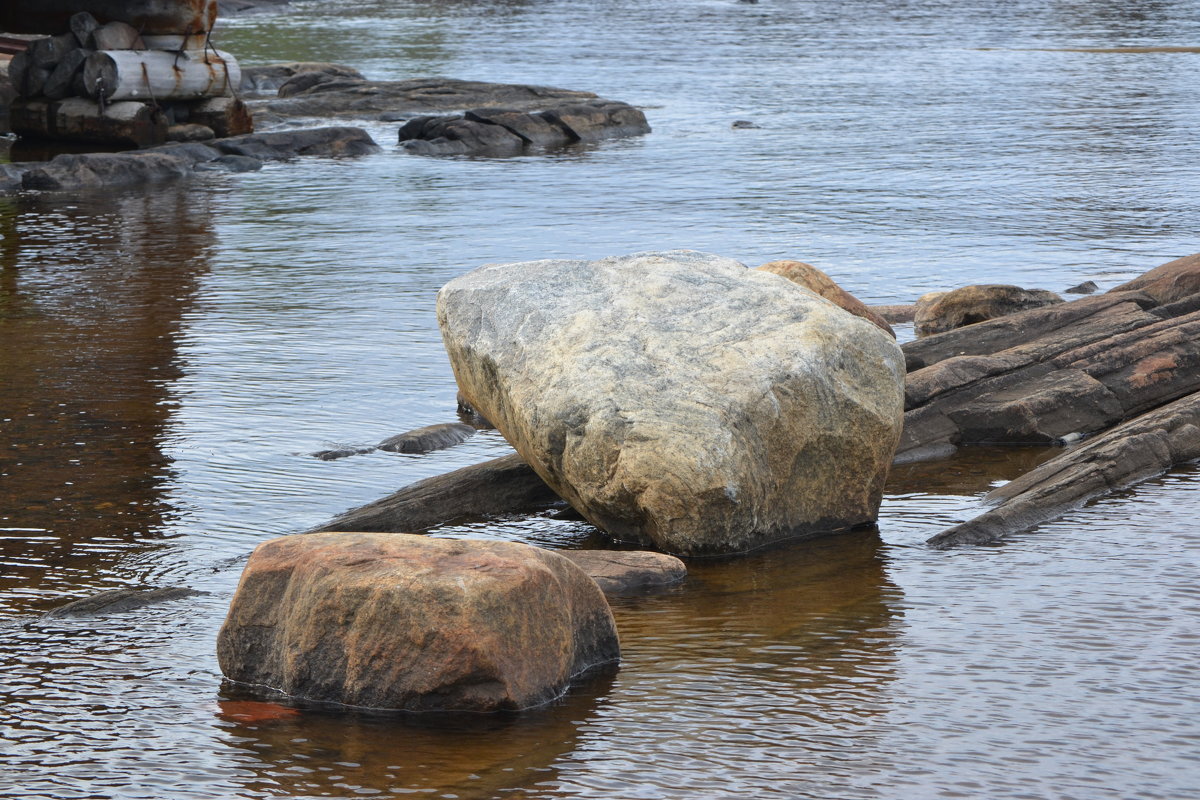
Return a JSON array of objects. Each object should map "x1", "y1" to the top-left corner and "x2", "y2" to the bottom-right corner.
[
  {"x1": 438, "y1": 250, "x2": 905, "y2": 556},
  {"x1": 914, "y1": 284, "x2": 1064, "y2": 337},
  {"x1": 756, "y1": 259, "x2": 894, "y2": 337},
  {"x1": 557, "y1": 550, "x2": 687, "y2": 594},
  {"x1": 377, "y1": 422, "x2": 476, "y2": 453},
  {"x1": 42, "y1": 586, "x2": 206, "y2": 618},
  {"x1": 1065, "y1": 280, "x2": 1099, "y2": 295},
  {"x1": 217, "y1": 532, "x2": 620, "y2": 711},
  {"x1": 240, "y1": 62, "x2": 364, "y2": 94}
]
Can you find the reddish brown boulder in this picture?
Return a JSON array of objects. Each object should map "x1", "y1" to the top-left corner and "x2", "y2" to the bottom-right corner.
[
  {"x1": 556, "y1": 550, "x2": 686, "y2": 594},
  {"x1": 1108, "y1": 253, "x2": 1200, "y2": 306},
  {"x1": 913, "y1": 284, "x2": 1063, "y2": 337},
  {"x1": 757, "y1": 260, "x2": 895, "y2": 337},
  {"x1": 217, "y1": 532, "x2": 619, "y2": 711}
]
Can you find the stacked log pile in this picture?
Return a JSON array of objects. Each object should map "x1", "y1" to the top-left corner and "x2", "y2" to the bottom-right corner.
[{"x1": 7, "y1": 8, "x2": 251, "y2": 147}]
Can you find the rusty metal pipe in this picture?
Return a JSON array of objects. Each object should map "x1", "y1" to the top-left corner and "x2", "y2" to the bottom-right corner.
[{"x1": 0, "y1": 0, "x2": 218, "y2": 36}]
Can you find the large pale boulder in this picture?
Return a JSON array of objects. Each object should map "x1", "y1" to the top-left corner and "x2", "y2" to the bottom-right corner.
[
  {"x1": 217, "y1": 532, "x2": 619, "y2": 711},
  {"x1": 437, "y1": 250, "x2": 906, "y2": 556}
]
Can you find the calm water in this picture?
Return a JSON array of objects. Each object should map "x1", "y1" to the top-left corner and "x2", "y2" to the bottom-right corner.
[{"x1": 3, "y1": 1, "x2": 1200, "y2": 798}]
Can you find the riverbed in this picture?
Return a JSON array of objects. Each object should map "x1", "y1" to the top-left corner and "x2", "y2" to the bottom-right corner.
[{"x1": 2, "y1": 1, "x2": 1199, "y2": 798}]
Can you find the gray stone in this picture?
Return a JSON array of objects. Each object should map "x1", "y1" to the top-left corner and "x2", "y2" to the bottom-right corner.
[
  {"x1": 1065, "y1": 280, "x2": 1099, "y2": 295},
  {"x1": 42, "y1": 587, "x2": 206, "y2": 618},
  {"x1": 438, "y1": 250, "x2": 905, "y2": 556},
  {"x1": 239, "y1": 61, "x2": 362, "y2": 94},
  {"x1": 377, "y1": 422, "x2": 476, "y2": 454}
]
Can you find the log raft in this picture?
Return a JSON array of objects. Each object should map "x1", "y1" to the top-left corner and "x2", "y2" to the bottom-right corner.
[{"x1": 84, "y1": 49, "x2": 240, "y2": 102}]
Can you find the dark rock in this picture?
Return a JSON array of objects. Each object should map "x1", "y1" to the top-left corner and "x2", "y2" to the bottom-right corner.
[
  {"x1": 536, "y1": 101, "x2": 651, "y2": 142},
  {"x1": 240, "y1": 62, "x2": 363, "y2": 95},
  {"x1": 399, "y1": 115, "x2": 526, "y2": 156},
  {"x1": 204, "y1": 154, "x2": 264, "y2": 172},
  {"x1": 215, "y1": 126, "x2": 380, "y2": 160},
  {"x1": 277, "y1": 70, "x2": 344, "y2": 98},
  {"x1": 22, "y1": 150, "x2": 192, "y2": 191},
  {"x1": 257, "y1": 76, "x2": 599, "y2": 119},
  {"x1": 186, "y1": 97, "x2": 254, "y2": 138},
  {"x1": 310, "y1": 445, "x2": 374, "y2": 461},
  {"x1": 166, "y1": 123, "x2": 215, "y2": 142},
  {"x1": 1065, "y1": 280, "x2": 1099, "y2": 295},
  {"x1": 465, "y1": 108, "x2": 573, "y2": 148},
  {"x1": 456, "y1": 390, "x2": 494, "y2": 428},
  {"x1": 377, "y1": 422, "x2": 476, "y2": 454},
  {"x1": 151, "y1": 141, "x2": 222, "y2": 164},
  {"x1": 0, "y1": 165, "x2": 25, "y2": 193},
  {"x1": 218, "y1": 0, "x2": 292, "y2": 17},
  {"x1": 217, "y1": 532, "x2": 619, "y2": 711},
  {"x1": 928, "y1": 389, "x2": 1200, "y2": 547},
  {"x1": 318, "y1": 454, "x2": 561, "y2": 533},
  {"x1": 1108, "y1": 253, "x2": 1200, "y2": 306},
  {"x1": 556, "y1": 550, "x2": 687, "y2": 594},
  {"x1": 732, "y1": 119, "x2": 761, "y2": 129},
  {"x1": 42, "y1": 586, "x2": 206, "y2": 618},
  {"x1": 914, "y1": 284, "x2": 1064, "y2": 337}
]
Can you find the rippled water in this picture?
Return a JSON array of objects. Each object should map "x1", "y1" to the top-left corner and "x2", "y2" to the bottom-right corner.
[{"x1": 3, "y1": 1, "x2": 1200, "y2": 798}]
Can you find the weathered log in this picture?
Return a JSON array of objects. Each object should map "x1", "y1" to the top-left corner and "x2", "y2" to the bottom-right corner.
[
  {"x1": 89, "y1": 21, "x2": 145, "y2": 51},
  {"x1": 70, "y1": 12, "x2": 101, "y2": 48},
  {"x1": 29, "y1": 33, "x2": 79, "y2": 70},
  {"x1": 317, "y1": 454, "x2": 562, "y2": 533},
  {"x1": 185, "y1": 96, "x2": 253, "y2": 137},
  {"x1": 141, "y1": 34, "x2": 209, "y2": 51},
  {"x1": 43, "y1": 49, "x2": 89, "y2": 101},
  {"x1": 898, "y1": 296, "x2": 1200, "y2": 460},
  {"x1": 0, "y1": 0, "x2": 218, "y2": 37},
  {"x1": 84, "y1": 49, "x2": 240, "y2": 102},
  {"x1": 11, "y1": 97, "x2": 167, "y2": 148},
  {"x1": 8, "y1": 51, "x2": 31, "y2": 97},
  {"x1": 927, "y1": 389, "x2": 1200, "y2": 548}
]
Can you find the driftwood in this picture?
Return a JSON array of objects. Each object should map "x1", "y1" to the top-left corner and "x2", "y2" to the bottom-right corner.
[
  {"x1": 317, "y1": 454, "x2": 561, "y2": 533},
  {"x1": 928, "y1": 389, "x2": 1200, "y2": 548},
  {"x1": 898, "y1": 291, "x2": 1200, "y2": 461}
]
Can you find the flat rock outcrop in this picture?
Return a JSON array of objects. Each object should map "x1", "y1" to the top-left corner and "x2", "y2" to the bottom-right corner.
[
  {"x1": 1108, "y1": 253, "x2": 1200, "y2": 306},
  {"x1": 398, "y1": 101, "x2": 650, "y2": 156},
  {"x1": 756, "y1": 260, "x2": 894, "y2": 337},
  {"x1": 914, "y1": 284, "x2": 1063, "y2": 337},
  {"x1": 438, "y1": 250, "x2": 905, "y2": 556},
  {"x1": 927, "y1": 389, "x2": 1200, "y2": 547},
  {"x1": 240, "y1": 62, "x2": 364, "y2": 95},
  {"x1": 557, "y1": 550, "x2": 687, "y2": 594},
  {"x1": 256, "y1": 76, "x2": 600, "y2": 119},
  {"x1": 10, "y1": 126, "x2": 379, "y2": 192},
  {"x1": 898, "y1": 290, "x2": 1200, "y2": 461},
  {"x1": 318, "y1": 453, "x2": 561, "y2": 533},
  {"x1": 217, "y1": 532, "x2": 619, "y2": 711}
]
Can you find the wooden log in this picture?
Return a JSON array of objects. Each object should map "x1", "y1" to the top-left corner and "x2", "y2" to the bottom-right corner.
[
  {"x1": 29, "y1": 33, "x2": 78, "y2": 70},
  {"x1": 927, "y1": 389, "x2": 1200, "y2": 548},
  {"x1": 84, "y1": 49, "x2": 241, "y2": 102},
  {"x1": 316, "y1": 454, "x2": 562, "y2": 533},
  {"x1": 10, "y1": 97, "x2": 167, "y2": 147},
  {"x1": 8, "y1": 51, "x2": 31, "y2": 97},
  {"x1": 89, "y1": 22, "x2": 145, "y2": 51},
  {"x1": 70, "y1": 12, "x2": 101, "y2": 48},
  {"x1": 142, "y1": 34, "x2": 210, "y2": 51},
  {"x1": 0, "y1": 1, "x2": 218, "y2": 37},
  {"x1": 185, "y1": 96, "x2": 253, "y2": 137},
  {"x1": 43, "y1": 49, "x2": 89, "y2": 101}
]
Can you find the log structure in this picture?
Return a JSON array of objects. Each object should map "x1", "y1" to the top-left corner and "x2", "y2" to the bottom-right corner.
[
  {"x1": 6, "y1": 9, "x2": 250, "y2": 147},
  {"x1": 0, "y1": 0, "x2": 218, "y2": 37}
]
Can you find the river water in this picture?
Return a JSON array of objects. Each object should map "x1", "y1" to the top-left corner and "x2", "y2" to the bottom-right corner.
[{"x1": 3, "y1": 1, "x2": 1200, "y2": 798}]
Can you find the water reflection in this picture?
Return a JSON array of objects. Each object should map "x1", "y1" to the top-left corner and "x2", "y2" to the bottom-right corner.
[
  {"x1": 214, "y1": 671, "x2": 616, "y2": 799},
  {"x1": 0, "y1": 185, "x2": 211, "y2": 616}
]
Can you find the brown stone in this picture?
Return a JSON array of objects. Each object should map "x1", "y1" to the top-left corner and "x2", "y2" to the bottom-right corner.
[
  {"x1": 869, "y1": 303, "x2": 916, "y2": 324},
  {"x1": 186, "y1": 96, "x2": 253, "y2": 138},
  {"x1": 1108, "y1": 253, "x2": 1200, "y2": 306},
  {"x1": 758, "y1": 260, "x2": 895, "y2": 337},
  {"x1": 217, "y1": 532, "x2": 620, "y2": 711},
  {"x1": 913, "y1": 284, "x2": 1064, "y2": 337},
  {"x1": 928, "y1": 389, "x2": 1200, "y2": 547},
  {"x1": 556, "y1": 550, "x2": 686, "y2": 594}
]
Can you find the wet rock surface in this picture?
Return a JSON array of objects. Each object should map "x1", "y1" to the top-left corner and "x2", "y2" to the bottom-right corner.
[
  {"x1": 318, "y1": 453, "x2": 561, "y2": 533},
  {"x1": 556, "y1": 550, "x2": 687, "y2": 594},
  {"x1": 217, "y1": 532, "x2": 620, "y2": 711},
  {"x1": 397, "y1": 100, "x2": 650, "y2": 155},
  {"x1": 240, "y1": 62, "x2": 364, "y2": 95},
  {"x1": 1108, "y1": 253, "x2": 1200, "y2": 306},
  {"x1": 914, "y1": 284, "x2": 1064, "y2": 337},
  {"x1": 438, "y1": 250, "x2": 905, "y2": 556},
  {"x1": 927, "y1": 389, "x2": 1200, "y2": 547},
  {"x1": 7, "y1": 126, "x2": 380, "y2": 192},
  {"x1": 41, "y1": 587, "x2": 206, "y2": 618}
]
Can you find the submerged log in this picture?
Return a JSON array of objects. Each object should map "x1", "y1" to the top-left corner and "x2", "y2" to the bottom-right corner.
[
  {"x1": 317, "y1": 454, "x2": 562, "y2": 533},
  {"x1": 928, "y1": 389, "x2": 1200, "y2": 548},
  {"x1": 11, "y1": 97, "x2": 168, "y2": 147},
  {"x1": 0, "y1": 0, "x2": 218, "y2": 37},
  {"x1": 84, "y1": 48, "x2": 240, "y2": 102}
]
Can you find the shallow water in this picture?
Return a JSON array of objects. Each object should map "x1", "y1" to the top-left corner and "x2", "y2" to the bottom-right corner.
[{"x1": 3, "y1": 1, "x2": 1200, "y2": 798}]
